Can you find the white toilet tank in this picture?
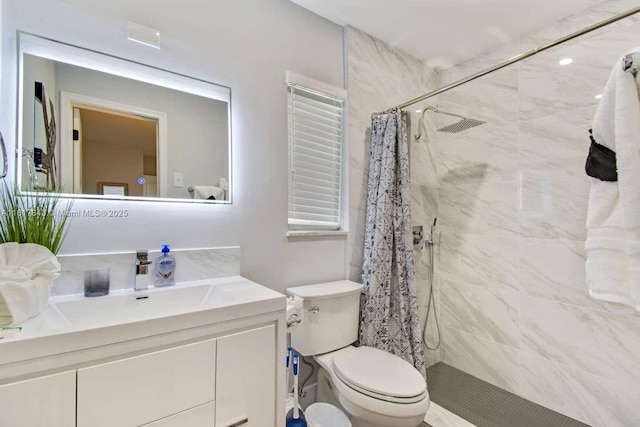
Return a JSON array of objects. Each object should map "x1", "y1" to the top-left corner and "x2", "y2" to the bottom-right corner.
[{"x1": 287, "y1": 280, "x2": 364, "y2": 356}]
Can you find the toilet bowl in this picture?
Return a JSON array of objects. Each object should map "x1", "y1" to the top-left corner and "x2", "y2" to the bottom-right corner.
[
  {"x1": 315, "y1": 346, "x2": 429, "y2": 427},
  {"x1": 287, "y1": 281, "x2": 430, "y2": 427}
]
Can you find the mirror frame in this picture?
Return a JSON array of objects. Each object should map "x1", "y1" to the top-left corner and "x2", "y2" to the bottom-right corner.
[{"x1": 17, "y1": 31, "x2": 233, "y2": 204}]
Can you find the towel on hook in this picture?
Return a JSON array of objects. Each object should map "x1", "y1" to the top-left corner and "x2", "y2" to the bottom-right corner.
[
  {"x1": 585, "y1": 48, "x2": 640, "y2": 312},
  {"x1": 193, "y1": 185, "x2": 225, "y2": 200}
]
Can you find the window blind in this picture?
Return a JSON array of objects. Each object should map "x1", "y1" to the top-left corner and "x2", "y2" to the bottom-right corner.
[{"x1": 288, "y1": 83, "x2": 344, "y2": 230}]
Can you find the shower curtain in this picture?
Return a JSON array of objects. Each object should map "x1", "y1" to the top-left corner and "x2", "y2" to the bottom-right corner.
[{"x1": 360, "y1": 109, "x2": 426, "y2": 379}]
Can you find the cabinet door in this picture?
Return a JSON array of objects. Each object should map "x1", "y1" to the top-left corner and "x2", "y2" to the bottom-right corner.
[
  {"x1": 0, "y1": 370, "x2": 75, "y2": 427},
  {"x1": 77, "y1": 339, "x2": 216, "y2": 427},
  {"x1": 142, "y1": 401, "x2": 215, "y2": 427},
  {"x1": 216, "y1": 325, "x2": 276, "y2": 427}
]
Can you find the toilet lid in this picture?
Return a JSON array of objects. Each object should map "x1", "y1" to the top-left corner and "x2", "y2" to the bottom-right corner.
[{"x1": 332, "y1": 346, "x2": 426, "y2": 403}]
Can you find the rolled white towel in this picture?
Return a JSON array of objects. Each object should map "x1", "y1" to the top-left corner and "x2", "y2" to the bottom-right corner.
[
  {"x1": 0, "y1": 242, "x2": 60, "y2": 280},
  {"x1": 0, "y1": 266, "x2": 32, "y2": 281},
  {"x1": 0, "y1": 243, "x2": 60, "y2": 326},
  {"x1": 0, "y1": 276, "x2": 52, "y2": 326}
]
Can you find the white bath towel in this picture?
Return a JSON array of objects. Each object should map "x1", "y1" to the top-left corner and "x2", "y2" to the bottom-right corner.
[
  {"x1": 0, "y1": 276, "x2": 52, "y2": 326},
  {"x1": 0, "y1": 243, "x2": 60, "y2": 326},
  {"x1": 194, "y1": 185, "x2": 225, "y2": 200},
  {"x1": 586, "y1": 49, "x2": 640, "y2": 312}
]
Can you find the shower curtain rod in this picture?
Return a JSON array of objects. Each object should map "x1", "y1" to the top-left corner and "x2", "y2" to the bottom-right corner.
[{"x1": 374, "y1": 5, "x2": 640, "y2": 115}]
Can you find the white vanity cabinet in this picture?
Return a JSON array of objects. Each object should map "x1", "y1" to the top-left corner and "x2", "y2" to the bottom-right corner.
[
  {"x1": 0, "y1": 370, "x2": 76, "y2": 427},
  {"x1": 0, "y1": 276, "x2": 286, "y2": 427},
  {"x1": 144, "y1": 402, "x2": 216, "y2": 426},
  {"x1": 216, "y1": 325, "x2": 276, "y2": 427},
  {"x1": 77, "y1": 338, "x2": 217, "y2": 427}
]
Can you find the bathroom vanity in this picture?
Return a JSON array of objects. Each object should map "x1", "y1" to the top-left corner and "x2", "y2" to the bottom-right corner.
[{"x1": 0, "y1": 276, "x2": 286, "y2": 427}]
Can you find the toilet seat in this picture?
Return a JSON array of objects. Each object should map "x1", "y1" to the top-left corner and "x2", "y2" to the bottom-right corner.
[
  {"x1": 315, "y1": 346, "x2": 430, "y2": 424},
  {"x1": 331, "y1": 346, "x2": 427, "y2": 404}
]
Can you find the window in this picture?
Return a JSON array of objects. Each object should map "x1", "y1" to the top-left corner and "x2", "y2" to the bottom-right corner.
[{"x1": 287, "y1": 74, "x2": 346, "y2": 231}]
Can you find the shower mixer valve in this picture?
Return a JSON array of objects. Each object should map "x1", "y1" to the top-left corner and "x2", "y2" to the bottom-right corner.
[
  {"x1": 412, "y1": 225, "x2": 424, "y2": 247},
  {"x1": 413, "y1": 219, "x2": 438, "y2": 249}
]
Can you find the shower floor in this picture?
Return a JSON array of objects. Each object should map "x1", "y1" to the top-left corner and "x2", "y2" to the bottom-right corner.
[{"x1": 425, "y1": 363, "x2": 591, "y2": 427}]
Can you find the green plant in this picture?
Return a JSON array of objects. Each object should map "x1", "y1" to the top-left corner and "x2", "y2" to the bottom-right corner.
[{"x1": 0, "y1": 182, "x2": 73, "y2": 254}]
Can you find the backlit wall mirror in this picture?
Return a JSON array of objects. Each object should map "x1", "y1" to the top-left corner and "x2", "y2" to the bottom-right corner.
[{"x1": 18, "y1": 32, "x2": 232, "y2": 203}]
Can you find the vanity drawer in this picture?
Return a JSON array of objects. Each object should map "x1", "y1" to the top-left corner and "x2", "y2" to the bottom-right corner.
[
  {"x1": 77, "y1": 339, "x2": 216, "y2": 427},
  {"x1": 141, "y1": 401, "x2": 215, "y2": 427},
  {"x1": 0, "y1": 370, "x2": 76, "y2": 427}
]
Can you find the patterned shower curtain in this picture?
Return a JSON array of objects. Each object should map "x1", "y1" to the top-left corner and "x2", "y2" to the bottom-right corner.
[{"x1": 359, "y1": 109, "x2": 426, "y2": 379}]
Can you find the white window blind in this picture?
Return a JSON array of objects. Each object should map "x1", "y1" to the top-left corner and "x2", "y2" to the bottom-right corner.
[{"x1": 288, "y1": 83, "x2": 345, "y2": 230}]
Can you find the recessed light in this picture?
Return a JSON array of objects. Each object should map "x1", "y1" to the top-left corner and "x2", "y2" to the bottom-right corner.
[
  {"x1": 559, "y1": 58, "x2": 573, "y2": 66},
  {"x1": 415, "y1": 109, "x2": 422, "y2": 113},
  {"x1": 595, "y1": 94, "x2": 603, "y2": 99}
]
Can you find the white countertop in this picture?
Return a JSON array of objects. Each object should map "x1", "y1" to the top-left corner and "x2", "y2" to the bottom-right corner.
[{"x1": 0, "y1": 276, "x2": 286, "y2": 376}]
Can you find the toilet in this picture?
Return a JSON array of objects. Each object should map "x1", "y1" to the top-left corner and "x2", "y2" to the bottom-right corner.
[{"x1": 287, "y1": 280, "x2": 429, "y2": 427}]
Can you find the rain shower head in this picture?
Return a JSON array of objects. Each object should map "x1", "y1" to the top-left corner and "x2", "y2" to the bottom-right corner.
[
  {"x1": 414, "y1": 106, "x2": 486, "y2": 140},
  {"x1": 437, "y1": 117, "x2": 486, "y2": 134}
]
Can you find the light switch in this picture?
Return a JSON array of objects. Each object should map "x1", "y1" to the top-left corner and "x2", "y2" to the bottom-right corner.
[{"x1": 173, "y1": 172, "x2": 184, "y2": 188}]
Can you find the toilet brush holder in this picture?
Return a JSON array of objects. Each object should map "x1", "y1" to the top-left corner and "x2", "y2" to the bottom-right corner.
[
  {"x1": 285, "y1": 354, "x2": 307, "y2": 427},
  {"x1": 286, "y1": 408, "x2": 306, "y2": 427}
]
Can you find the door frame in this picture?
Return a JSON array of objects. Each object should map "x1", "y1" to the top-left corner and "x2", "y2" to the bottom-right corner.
[{"x1": 59, "y1": 91, "x2": 168, "y2": 196}]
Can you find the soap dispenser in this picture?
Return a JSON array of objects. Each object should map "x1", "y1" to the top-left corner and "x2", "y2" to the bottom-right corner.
[{"x1": 153, "y1": 245, "x2": 176, "y2": 287}]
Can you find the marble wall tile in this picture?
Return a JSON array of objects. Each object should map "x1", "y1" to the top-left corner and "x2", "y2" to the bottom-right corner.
[
  {"x1": 518, "y1": 238, "x2": 609, "y2": 311},
  {"x1": 518, "y1": 173, "x2": 589, "y2": 240},
  {"x1": 55, "y1": 252, "x2": 133, "y2": 296},
  {"x1": 519, "y1": 105, "x2": 595, "y2": 177},
  {"x1": 439, "y1": 233, "x2": 519, "y2": 292},
  {"x1": 441, "y1": 40, "x2": 521, "y2": 85},
  {"x1": 519, "y1": 20, "x2": 640, "y2": 122},
  {"x1": 414, "y1": 241, "x2": 435, "y2": 282},
  {"x1": 519, "y1": 0, "x2": 640, "y2": 52},
  {"x1": 520, "y1": 296, "x2": 640, "y2": 386},
  {"x1": 419, "y1": 278, "x2": 444, "y2": 367},
  {"x1": 410, "y1": 111, "x2": 439, "y2": 233},
  {"x1": 436, "y1": 67, "x2": 519, "y2": 187},
  {"x1": 411, "y1": 183, "x2": 439, "y2": 231},
  {"x1": 441, "y1": 279, "x2": 519, "y2": 348},
  {"x1": 519, "y1": 351, "x2": 640, "y2": 427},
  {"x1": 519, "y1": 61, "x2": 604, "y2": 123},
  {"x1": 432, "y1": 1, "x2": 640, "y2": 424},
  {"x1": 439, "y1": 132, "x2": 519, "y2": 186},
  {"x1": 439, "y1": 67, "x2": 518, "y2": 128},
  {"x1": 439, "y1": 181, "x2": 519, "y2": 237},
  {"x1": 443, "y1": 327, "x2": 521, "y2": 394},
  {"x1": 347, "y1": 26, "x2": 439, "y2": 281},
  {"x1": 55, "y1": 247, "x2": 241, "y2": 296}
]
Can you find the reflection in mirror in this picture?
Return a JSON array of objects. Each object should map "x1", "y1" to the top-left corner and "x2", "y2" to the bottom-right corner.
[{"x1": 18, "y1": 32, "x2": 232, "y2": 203}]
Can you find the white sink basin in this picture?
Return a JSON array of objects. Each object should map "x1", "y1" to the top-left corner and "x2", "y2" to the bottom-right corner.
[
  {"x1": 54, "y1": 283, "x2": 212, "y2": 327},
  {"x1": 44, "y1": 276, "x2": 282, "y2": 330},
  {"x1": 0, "y1": 275, "x2": 285, "y2": 368}
]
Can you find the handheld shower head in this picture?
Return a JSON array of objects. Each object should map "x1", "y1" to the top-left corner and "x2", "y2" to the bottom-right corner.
[{"x1": 414, "y1": 106, "x2": 486, "y2": 140}]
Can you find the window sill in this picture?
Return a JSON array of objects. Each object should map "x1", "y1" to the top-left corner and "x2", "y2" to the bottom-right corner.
[{"x1": 287, "y1": 230, "x2": 348, "y2": 238}]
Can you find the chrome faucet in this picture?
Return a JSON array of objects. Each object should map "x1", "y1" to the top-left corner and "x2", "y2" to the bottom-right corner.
[{"x1": 134, "y1": 250, "x2": 152, "y2": 291}]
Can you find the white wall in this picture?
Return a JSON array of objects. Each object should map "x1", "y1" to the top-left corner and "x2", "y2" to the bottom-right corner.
[{"x1": 0, "y1": 0, "x2": 347, "y2": 293}]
